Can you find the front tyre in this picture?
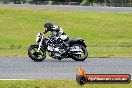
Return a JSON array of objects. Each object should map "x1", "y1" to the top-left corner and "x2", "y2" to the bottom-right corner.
[
  {"x1": 28, "y1": 44, "x2": 46, "y2": 62},
  {"x1": 71, "y1": 44, "x2": 88, "y2": 61}
]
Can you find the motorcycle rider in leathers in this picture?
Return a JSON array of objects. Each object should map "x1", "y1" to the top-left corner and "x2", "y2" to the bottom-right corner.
[{"x1": 44, "y1": 22, "x2": 69, "y2": 52}]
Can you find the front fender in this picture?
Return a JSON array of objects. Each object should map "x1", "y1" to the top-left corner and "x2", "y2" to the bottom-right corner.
[{"x1": 30, "y1": 44, "x2": 46, "y2": 50}]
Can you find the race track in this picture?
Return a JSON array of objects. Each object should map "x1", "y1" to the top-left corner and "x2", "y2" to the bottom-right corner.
[
  {"x1": 0, "y1": 57, "x2": 132, "y2": 80},
  {"x1": 0, "y1": 4, "x2": 132, "y2": 80},
  {"x1": 0, "y1": 4, "x2": 132, "y2": 12}
]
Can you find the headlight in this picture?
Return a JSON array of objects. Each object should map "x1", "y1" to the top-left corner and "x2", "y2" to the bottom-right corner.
[
  {"x1": 36, "y1": 36, "x2": 41, "y2": 43},
  {"x1": 36, "y1": 33, "x2": 42, "y2": 43}
]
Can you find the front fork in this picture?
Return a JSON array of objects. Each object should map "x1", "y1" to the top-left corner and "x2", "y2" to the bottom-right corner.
[{"x1": 37, "y1": 36, "x2": 43, "y2": 52}]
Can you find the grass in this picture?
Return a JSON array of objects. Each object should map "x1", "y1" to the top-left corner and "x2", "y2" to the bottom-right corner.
[
  {"x1": 0, "y1": 6, "x2": 132, "y2": 57},
  {"x1": 0, "y1": 80, "x2": 131, "y2": 88}
]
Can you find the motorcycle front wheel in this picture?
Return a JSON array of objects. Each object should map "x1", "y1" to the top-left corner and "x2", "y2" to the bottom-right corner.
[{"x1": 28, "y1": 44, "x2": 46, "y2": 61}]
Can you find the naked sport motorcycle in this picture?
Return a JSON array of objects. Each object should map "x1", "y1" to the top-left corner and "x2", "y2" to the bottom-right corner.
[{"x1": 28, "y1": 32, "x2": 88, "y2": 61}]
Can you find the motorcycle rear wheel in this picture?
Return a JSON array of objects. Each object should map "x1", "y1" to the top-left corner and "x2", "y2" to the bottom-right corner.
[
  {"x1": 28, "y1": 45, "x2": 46, "y2": 61},
  {"x1": 71, "y1": 44, "x2": 88, "y2": 61}
]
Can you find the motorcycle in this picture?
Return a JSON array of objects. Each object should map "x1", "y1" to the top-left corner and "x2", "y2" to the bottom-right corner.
[{"x1": 28, "y1": 32, "x2": 88, "y2": 61}]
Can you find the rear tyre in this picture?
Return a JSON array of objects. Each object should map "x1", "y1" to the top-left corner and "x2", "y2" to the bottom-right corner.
[
  {"x1": 28, "y1": 45, "x2": 46, "y2": 62},
  {"x1": 71, "y1": 44, "x2": 88, "y2": 61}
]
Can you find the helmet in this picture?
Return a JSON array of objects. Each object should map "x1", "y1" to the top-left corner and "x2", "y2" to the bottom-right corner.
[{"x1": 44, "y1": 22, "x2": 53, "y2": 29}]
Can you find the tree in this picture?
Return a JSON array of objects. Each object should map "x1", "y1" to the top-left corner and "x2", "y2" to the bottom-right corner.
[
  {"x1": 110, "y1": 0, "x2": 132, "y2": 7},
  {"x1": 13, "y1": 0, "x2": 25, "y2": 4}
]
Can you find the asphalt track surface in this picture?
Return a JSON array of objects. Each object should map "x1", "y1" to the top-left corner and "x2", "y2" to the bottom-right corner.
[
  {"x1": 0, "y1": 4, "x2": 132, "y2": 12},
  {"x1": 0, "y1": 57, "x2": 132, "y2": 80}
]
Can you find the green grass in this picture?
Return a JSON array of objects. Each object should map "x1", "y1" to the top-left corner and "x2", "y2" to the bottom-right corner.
[
  {"x1": 0, "y1": 6, "x2": 132, "y2": 57},
  {"x1": 0, "y1": 80, "x2": 131, "y2": 88}
]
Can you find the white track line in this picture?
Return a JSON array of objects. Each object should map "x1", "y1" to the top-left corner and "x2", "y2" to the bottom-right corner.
[
  {"x1": 0, "y1": 79, "x2": 132, "y2": 80},
  {"x1": 0, "y1": 79, "x2": 33, "y2": 80}
]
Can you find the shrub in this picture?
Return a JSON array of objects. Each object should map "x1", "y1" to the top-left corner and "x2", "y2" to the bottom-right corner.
[{"x1": 81, "y1": 0, "x2": 90, "y2": 6}]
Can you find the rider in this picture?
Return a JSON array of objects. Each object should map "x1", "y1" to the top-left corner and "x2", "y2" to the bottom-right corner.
[{"x1": 44, "y1": 22, "x2": 69, "y2": 50}]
